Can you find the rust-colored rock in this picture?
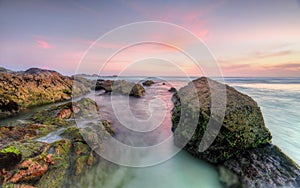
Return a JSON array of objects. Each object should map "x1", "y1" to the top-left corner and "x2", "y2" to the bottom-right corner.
[
  {"x1": 8, "y1": 159, "x2": 48, "y2": 183},
  {"x1": 56, "y1": 108, "x2": 72, "y2": 119}
]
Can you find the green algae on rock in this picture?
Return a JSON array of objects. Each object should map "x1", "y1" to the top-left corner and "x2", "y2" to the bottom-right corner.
[{"x1": 172, "y1": 77, "x2": 272, "y2": 163}]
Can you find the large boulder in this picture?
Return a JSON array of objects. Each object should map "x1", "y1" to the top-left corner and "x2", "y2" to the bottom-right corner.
[
  {"x1": 172, "y1": 77, "x2": 272, "y2": 163},
  {"x1": 94, "y1": 79, "x2": 145, "y2": 97},
  {"x1": 171, "y1": 77, "x2": 300, "y2": 187}
]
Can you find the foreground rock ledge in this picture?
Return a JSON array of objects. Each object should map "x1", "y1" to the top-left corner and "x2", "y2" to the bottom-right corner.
[{"x1": 171, "y1": 77, "x2": 300, "y2": 188}]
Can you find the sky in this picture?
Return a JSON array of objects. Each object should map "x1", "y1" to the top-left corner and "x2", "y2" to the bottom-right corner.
[{"x1": 0, "y1": 0, "x2": 300, "y2": 77}]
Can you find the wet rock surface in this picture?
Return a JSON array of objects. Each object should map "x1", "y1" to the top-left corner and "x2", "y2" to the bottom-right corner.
[
  {"x1": 171, "y1": 77, "x2": 300, "y2": 187},
  {"x1": 0, "y1": 97, "x2": 116, "y2": 188}
]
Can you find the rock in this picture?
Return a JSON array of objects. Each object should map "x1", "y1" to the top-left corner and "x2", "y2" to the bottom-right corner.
[
  {"x1": 101, "y1": 120, "x2": 115, "y2": 135},
  {"x1": 94, "y1": 79, "x2": 145, "y2": 97},
  {"x1": 129, "y1": 83, "x2": 145, "y2": 97},
  {"x1": 2, "y1": 183, "x2": 36, "y2": 188},
  {"x1": 75, "y1": 156, "x2": 89, "y2": 175},
  {"x1": 142, "y1": 80, "x2": 155, "y2": 86},
  {"x1": 94, "y1": 79, "x2": 114, "y2": 92},
  {"x1": 0, "y1": 67, "x2": 90, "y2": 119},
  {"x1": 12, "y1": 140, "x2": 50, "y2": 160},
  {"x1": 172, "y1": 77, "x2": 272, "y2": 163},
  {"x1": 171, "y1": 77, "x2": 300, "y2": 187},
  {"x1": 0, "y1": 67, "x2": 13, "y2": 73},
  {"x1": 37, "y1": 140, "x2": 71, "y2": 187},
  {"x1": 8, "y1": 158, "x2": 48, "y2": 183},
  {"x1": 56, "y1": 108, "x2": 72, "y2": 119},
  {"x1": 168, "y1": 87, "x2": 176, "y2": 92},
  {"x1": 0, "y1": 126, "x2": 37, "y2": 146},
  {"x1": 73, "y1": 98, "x2": 99, "y2": 119},
  {"x1": 0, "y1": 146, "x2": 22, "y2": 170},
  {"x1": 0, "y1": 97, "x2": 116, "y2": 187},
  {"x1": 219, "y1": 144, "x2": 300, "y2": 188}
]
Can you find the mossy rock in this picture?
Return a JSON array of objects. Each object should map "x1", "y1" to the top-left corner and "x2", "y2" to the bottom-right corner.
[
  {"x1": 60, "y1": 126, "x2": 84, "y2": 141},
  {"x1": 172, "y1": 77, "x2": 272, "y2": 163},
  {"x1": 74, "y1": 142, "x2": 90, "y2": 156},
  {"x1": 75, "y1": 156, "x2": 89, "y2": 175},
  {"x1": 37, "y1": 139, "x2": 71, "y2": 188},
  {"x1": 12, "y1": 140, "x2": 49, "y2": 160}
]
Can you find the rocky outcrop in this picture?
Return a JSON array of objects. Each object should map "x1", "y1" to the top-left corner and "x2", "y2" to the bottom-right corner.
[
  {"x1": 0, "y1": 67, "x2": 90, "y2": 119},
  {"x1": 94, "y1": 79, "x2": 145, "y2": 97},
  {"x1": 171, "y1": 77, "x2": 300, "y2": 187},
  {"x1": 0, "y1": 98, "x2": 116, "y2": 187},
  {"x1": 142, "y1": 80, "x2": 155, "y2": 86}
]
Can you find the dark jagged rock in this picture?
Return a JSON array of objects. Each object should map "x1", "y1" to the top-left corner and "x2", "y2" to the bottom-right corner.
[
  {"x1": 94, "y1": 79, "x2": 145, "y2": 97},
  {"x1": 219, "y1": 144, "x2": 300, "y2": 188},
  {"x1": 168, "y1": 87, "x2": 176, "y2": 92},
  {"x1": 142, "y1": 80, "x2": 155, "y2": 86},
  {"x1": 171, "y1": 77, "x2": 300, "y2": 187},
  {"x1": 0, "y1": 67, "x2": 90, "y2": 119}
]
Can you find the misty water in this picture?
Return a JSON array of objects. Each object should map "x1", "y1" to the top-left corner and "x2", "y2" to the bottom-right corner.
[
  {"x1": 91, "y1": 79, "x2": 222, "y2": 188},
  {"x1": 82, "y1": 77, "x2": 300, "y2": 187}
]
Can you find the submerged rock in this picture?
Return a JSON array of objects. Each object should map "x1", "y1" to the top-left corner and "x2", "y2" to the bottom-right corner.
[
  {"x1": 94, "y1": 79, "x2": 145, "y2": 97},
  {"x1": 171, "y1": 77, "x2": 300, "y2": 187},
  {"x1": 142, "y1": 80, "x2": 155, "y2": 86},
  {"x1": 168, "y1": 87, "x2": 176, "y2": 92}
]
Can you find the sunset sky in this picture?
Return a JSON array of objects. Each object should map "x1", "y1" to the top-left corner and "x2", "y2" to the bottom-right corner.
[{"x1": 1, "y1": 0, "x2": 300, "y2": 77}]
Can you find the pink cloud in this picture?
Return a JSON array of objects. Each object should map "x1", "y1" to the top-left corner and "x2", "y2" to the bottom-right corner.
[
  {"x1": 35, "y1": 35, "x2": 52, "y2": 49},
  {"x1": 121, "y1": 1, "x2": 222, "y2": 40},
  {"x1": 220, "y1": 62, "x2": 300, "y2": 77}
]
